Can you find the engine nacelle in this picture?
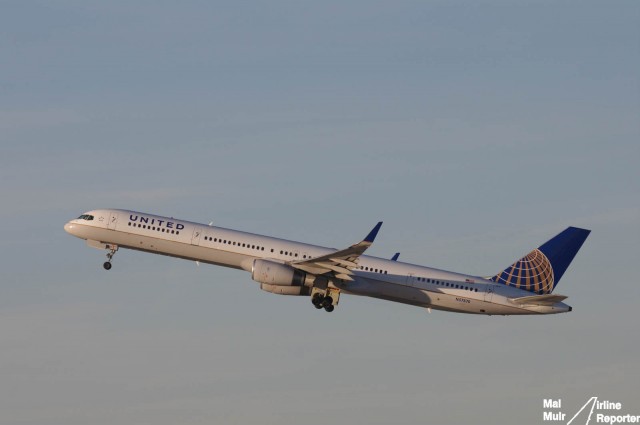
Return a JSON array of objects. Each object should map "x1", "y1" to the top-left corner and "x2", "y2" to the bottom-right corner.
[
  {"x1": 260, "y1": 283, "x2": 311, "y2": 296},
  {"x1": 251, "y1": 259, "x2": 307, "y2": 287}
]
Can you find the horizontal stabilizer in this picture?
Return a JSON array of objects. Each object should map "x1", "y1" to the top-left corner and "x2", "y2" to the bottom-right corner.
[{"x1": 509, "y1": 294, "x2": 568, "y2": 306}]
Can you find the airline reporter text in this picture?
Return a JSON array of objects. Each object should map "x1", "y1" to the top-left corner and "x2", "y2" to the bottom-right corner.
[{"x1": 597, "y1": 414, "x2": 640, "y2": 424}]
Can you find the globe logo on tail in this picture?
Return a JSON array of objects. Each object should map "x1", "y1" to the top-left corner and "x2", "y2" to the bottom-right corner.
[{"x1": 491, "y1": 249, "x2": 555, "y2": 294}]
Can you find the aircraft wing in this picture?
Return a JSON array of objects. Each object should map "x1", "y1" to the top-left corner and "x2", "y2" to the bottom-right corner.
[{"x1": 289, "y1": 221, "x2": 383, "y2": 281}]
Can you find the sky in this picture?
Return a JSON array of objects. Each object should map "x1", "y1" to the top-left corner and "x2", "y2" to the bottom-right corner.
[{"x1": 1, "y1": 1, "x2": 639, "y2": 424}]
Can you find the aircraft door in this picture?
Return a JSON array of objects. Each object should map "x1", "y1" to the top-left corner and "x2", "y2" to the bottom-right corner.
[
  {"x1": 191, "y1": 226, "x2": 204, "y2": 246},
  {"x1": 107, "y1": 211, "x2": 119, "y2": 230},
  {"x1": 484, "y1": 284, "x2": 494, "y2": 302}
]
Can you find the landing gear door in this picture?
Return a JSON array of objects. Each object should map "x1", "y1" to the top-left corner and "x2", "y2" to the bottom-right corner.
[
  {"x1": 191, "y1": 226, "x2": 204, "y2": 246},
  {"x1": 107, "y1": 211, "x2": 119, "y2": 230}
]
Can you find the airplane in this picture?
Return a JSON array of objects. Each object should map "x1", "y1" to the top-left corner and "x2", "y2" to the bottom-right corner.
[{"x1": 64, "y1": 209, "x2": 590, "y2": 315}]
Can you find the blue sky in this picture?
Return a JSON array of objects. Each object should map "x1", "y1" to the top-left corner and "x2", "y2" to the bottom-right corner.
[{"x1": 1, "y1": 1, "x2": 639, "y2": 424}]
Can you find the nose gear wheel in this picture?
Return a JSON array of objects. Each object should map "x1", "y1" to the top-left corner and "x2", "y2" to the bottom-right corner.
[{"x1": 103, "y1": 245, "x2": 118, "y2": 270}]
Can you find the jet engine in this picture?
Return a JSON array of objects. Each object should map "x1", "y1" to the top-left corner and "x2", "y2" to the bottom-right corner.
[{"x1": 251, "y1": 259, "x2": 307, "y2": 287}]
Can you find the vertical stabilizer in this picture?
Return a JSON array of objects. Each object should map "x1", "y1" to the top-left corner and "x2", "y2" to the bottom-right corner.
[{"x1": 491, "y1": 227, "x2": 590, "y2": 294}]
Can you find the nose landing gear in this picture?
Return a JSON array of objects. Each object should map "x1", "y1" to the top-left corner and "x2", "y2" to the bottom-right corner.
[{"x1": 103, "y1": 245, "x2": 118, "y2": 270}]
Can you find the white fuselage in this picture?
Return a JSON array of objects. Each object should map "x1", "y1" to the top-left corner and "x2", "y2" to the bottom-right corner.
[{"x1": 64, "y1": 209, "x2": 571, "y2": 315}]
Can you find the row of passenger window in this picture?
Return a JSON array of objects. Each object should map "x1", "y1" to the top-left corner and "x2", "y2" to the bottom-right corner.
[
  {"x1": 127, "y1": 222, "x2": 180, "y2": 235},
  {"x1": 416, "y1": 276, "x2": 478, "y2": 292},
  {"x1": 203, "y1": 235, "x2": 266, "y2": 251},
  {"x1": 127, "y1": 223, "x2": 303, "y2": 258},
  {"x1": 359, "y1": 266, "x2": 388, "y2": 274},
  {"x1": 276, "y1": 250, "x2": 314, "y2": 259},
  {"x1": 201, "y1": 236, "x2": 320, "y2": 259}
]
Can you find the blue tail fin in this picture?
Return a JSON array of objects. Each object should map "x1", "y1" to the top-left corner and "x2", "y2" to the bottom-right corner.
[{"x1": 491, "y1": 227, "x2": 591, "y2": 294}]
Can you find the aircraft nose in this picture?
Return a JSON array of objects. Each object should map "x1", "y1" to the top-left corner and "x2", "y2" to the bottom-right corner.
[{"x1": 64, "y1": 222, "x2": 74, "y2": 234}]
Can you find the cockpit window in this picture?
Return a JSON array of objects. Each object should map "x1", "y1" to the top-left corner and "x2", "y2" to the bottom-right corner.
[{"x1": 77, "y1": 214, "x2": 94, "y2": 221}]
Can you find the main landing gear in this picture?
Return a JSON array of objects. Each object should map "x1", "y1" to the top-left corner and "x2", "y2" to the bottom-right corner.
[
  {"x1": 311, "y1": 287, "x2": 340, "y2": 313},
  {"x1": 103, "y1": 244, "x2": 118, "y2": 270},
  {"x1": 312, "y1": 293, "x2": 335, "y2": 312}
]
